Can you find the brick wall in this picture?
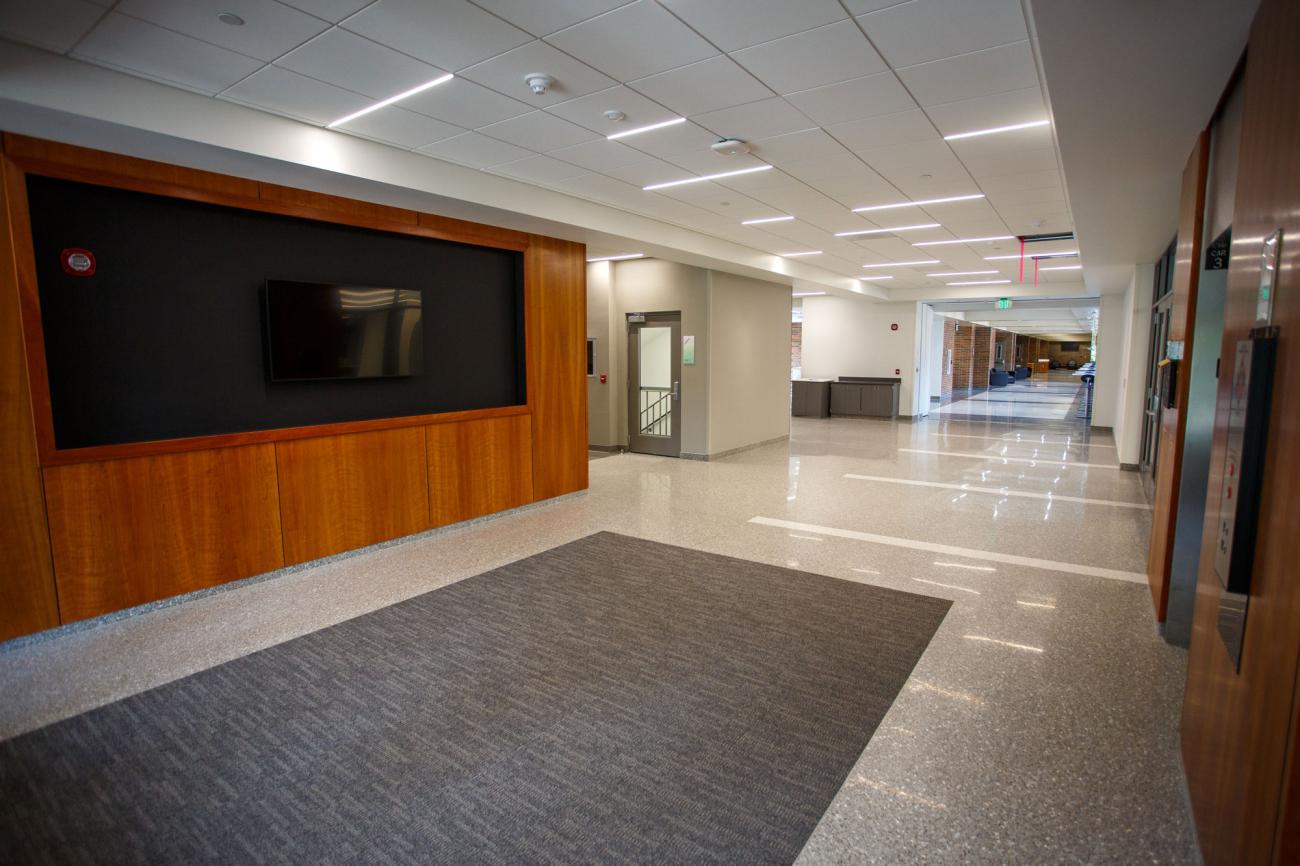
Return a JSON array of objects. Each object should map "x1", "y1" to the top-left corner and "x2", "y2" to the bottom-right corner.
[
  {"x1": 940, "y1": 318, "x2": 956, "y2": 399},
  {"x1": 951, "y1": 321, "x2": 976, "y2": 393},
  {"x1": 971, "y1": 325, "x2": 993, "y2": 392},
  {"x1": 994, "y1": 330, "x2": 1016, "y2": 370}
]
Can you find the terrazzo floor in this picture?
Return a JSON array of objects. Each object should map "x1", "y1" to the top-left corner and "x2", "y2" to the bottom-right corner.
[
  {"x1": 0, "y1": 413, "x2": 1197, "y2": 864},
  {"x1": 934, "y1": 371, "x2": 1088, "y2": 422}
]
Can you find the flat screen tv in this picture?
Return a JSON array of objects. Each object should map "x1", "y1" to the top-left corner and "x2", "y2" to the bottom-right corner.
[{"x1": 264, "y1": 280, "x2": 423, "y2": 382}]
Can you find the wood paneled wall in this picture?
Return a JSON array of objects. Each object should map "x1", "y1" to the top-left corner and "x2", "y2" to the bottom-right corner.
[
  {"x1": 1146, "y1": 131, "x2": 1209, "y2": 622},
  {"x1": 0, "y1": 156, "x2": 58, "y2": 641},
  {"x1": 1180, "y1": 0, "x2": 1300, "y2": 861},
  {"x1": 0, "y1": 134, "x2": 587, "y2": 638}
]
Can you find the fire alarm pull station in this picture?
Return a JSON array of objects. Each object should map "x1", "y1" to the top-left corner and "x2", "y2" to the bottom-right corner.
[{"x1": 599, "y1": 374, "x2": 607, "y2": 384}]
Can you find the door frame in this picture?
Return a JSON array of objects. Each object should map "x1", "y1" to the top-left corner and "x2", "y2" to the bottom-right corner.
[{"x1": 626, "y1": 311, "x2": 682, "y2": 457}]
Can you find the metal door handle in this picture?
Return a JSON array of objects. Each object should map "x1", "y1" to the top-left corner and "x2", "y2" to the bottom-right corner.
[{"x1": 672, "y1": 380, "x2": 680, "y2": 400}]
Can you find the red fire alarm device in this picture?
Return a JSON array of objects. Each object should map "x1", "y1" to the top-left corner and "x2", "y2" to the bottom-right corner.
[
  {"x1": 61, "y1": 248, "x2": 96, "y2": 276},
  {"x1": 890, "y1": 323, "x2": 899, "y2": 331},
  {"x1": 599, "y1": 374, "x2": 607, "y2": 384},
  {"x1": 895, "y1": 368, "x2": 901, "y2": 375}
]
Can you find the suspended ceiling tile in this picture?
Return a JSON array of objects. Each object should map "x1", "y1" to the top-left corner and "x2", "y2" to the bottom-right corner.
[
  {"x1": 923, "y1": 85, "x2": 1046, "y2": 136},
  {"x1": 829, "y1": 108, "x2": 940, "y2": 153},
  {"x1": 75, "y1": 12, "x2": 264, "y2": 95},
  {"x1": 783, "y1": 72, "x2": 916, "y2": 127},
  {"x1": 656, "y1": 0, "x2": 846, "y2": 52},
  {"x1": 856, "y1": 0, "x2": 1029, "y2": 68},
  {"x1": 897, "y1": 41, "x2": 1038, "y2": 107},
  {"x1": 0, "y1": 0, "x2": 103, "y2": 53},
  {"x1": 458, "y1": 39, "x2": 616, "y2": 108},
  {"x1": 629, "y1": 56, "x2": 772, "y2": 117},
  {"x1": 544, "y1": 0, "x2": 716, "y2": 82},
  {"x1": 616, "y1": 119, "x2": 724, "y2": 158},
  {"x1": 468, "y1": 0, "x2": 632, "y2": 38},
  {"x1": 415, "y1": 131, "x2": 533, "y2": 168},
  {"x1": 276, "y1": 27, "x2": 446, "y2": 99},
  {"x1": 280, "y1": 0, "x2": 371, "y2": 22},
  {"x1": 116, "y1": 0, "x2": 328, "y2": 62},
  {"x1": 752, "y1": 128, "x2": 849, "y2": 166},
  {"x1": 342, "y1": 0, "x2": 531, "y2": 71},
  {"x1": 546, "y1": 85, "x2": 678, "y2": 136},
  {"x1": 694, "y1": 97, "x2": 814, "y2": 142},
  {"x1": 550, "y1": 139, "x2": 669, "y2": 174},
  {"x1": 730, "y1": 20, "x2": 887, "y2": 95},
  {"x1": 221, "y1": 65, "x2": 370, "y2": 124},
  {"x1": 488, "y1": 155, "x2": 591, "y2": 184},
  {"x1": 477, "y1": 110, "x2": 600, "y2": 151},
  {"x1": 333, "y1": 105, "x2": 464, "y2": 149},
  {"x1": 401, "y1": 76, "x2": 533, "y2": 128}
]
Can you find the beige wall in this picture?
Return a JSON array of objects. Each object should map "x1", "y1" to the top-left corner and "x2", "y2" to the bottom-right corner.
[
  {"x1": 707, "y1": 272, "x2": 792, "y2": 456},
  {"x1": 586, "y1": 259, "x2": 792, "y2": 458},
  {"x1": 800, "y1": 297, "x2": 923, "y2": 416}
]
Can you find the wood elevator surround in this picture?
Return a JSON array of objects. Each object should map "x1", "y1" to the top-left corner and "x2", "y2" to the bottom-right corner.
[
  {"x1": 0, "y1": 133, "x2": 587, "y2": 636},
  {"x1": 1146, "y1": 131, "x2": 1209, "y2": 622},
  {"x1": 1180, "y1": 0, "x2": 1300, "y2": 860}
]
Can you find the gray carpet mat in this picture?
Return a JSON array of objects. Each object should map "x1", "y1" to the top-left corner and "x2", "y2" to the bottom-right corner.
[{"x1": 0, "y1": 531, "x2": 950, "y2": 865}]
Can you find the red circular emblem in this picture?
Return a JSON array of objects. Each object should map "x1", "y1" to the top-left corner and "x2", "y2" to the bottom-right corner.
[
  {"x1": 890, "y1": 323, "x2": 899, "y2": 331},
  {"x1": 61, "y1": 248, "x2": 96, "y2": 277}
]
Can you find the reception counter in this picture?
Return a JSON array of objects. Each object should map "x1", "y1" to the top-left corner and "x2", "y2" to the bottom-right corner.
[{"x1": 829, "y1": 377, "x2": 900, "y2": 418}]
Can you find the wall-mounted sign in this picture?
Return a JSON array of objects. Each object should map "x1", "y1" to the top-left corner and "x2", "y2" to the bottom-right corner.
[
  {"x1": 60, "y1": 248, "x2": 96, "y2": 276},
  {"x1": 1257, "y1": 229, "x2": 1282, "y2": 325},
  {"x1": 1205, "y1": 227, "x2": 1231, "y2": 270},
  {"x1": 682, "y1": 335, "x2": 695, "y2": 365}
]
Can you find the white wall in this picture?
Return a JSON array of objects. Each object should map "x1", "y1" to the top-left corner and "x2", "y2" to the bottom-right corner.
[
  {"x1": 707, "y1": 272, "x2": 792, "y2": 455},
  {"x1": 800, "y1": 297, "x2": 922, "y2": 416},
  {"x1": 1093, "y1": 291, "x2": 1128, "y2": 429},
  {"x1": 1119, "y1": 264, "x2": 1155, "y2": 465},
  {"x1": 587, "y1": 261, "x2": 616, "y2": 448}
]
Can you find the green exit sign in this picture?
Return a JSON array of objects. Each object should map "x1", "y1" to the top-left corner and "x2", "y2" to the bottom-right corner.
[{"x1": 996, "y1": 297, "x2": 1012, "y2": 309}]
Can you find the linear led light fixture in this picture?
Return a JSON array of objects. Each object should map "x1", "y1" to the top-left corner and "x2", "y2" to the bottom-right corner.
[
  {"x1": 643, "y1": 164, "x2": 772, "y2": 191},
  {"x1": 792, "y1": 291, "x2": 826, "y2": 297},
  {"x1": 862, "y1": 259, "x2": 939, "y2": 268},
  {"x1": 586, "y1": 253, "x2": 644, "y2": 262},
  {"x1": 780, "y1": 250, "x2": 822, "y2": 257},
  {"x1": 742, "y1": 215, "x2": 794, "y2": 225},
  {"x1": 927, "y1": 270, "x2": 998, "y2": 277},
  {"x1": 859, "y1": 275, "x2": 894, "y2": 280},
  {"x1": 914, "y1": 235, "x2": 1015, "y2": 247},
  {"x1": 946, "y1": 279, "x2": 1011, "y2": 286},
  {"x1": 943, "y1": 119, "x2": 1050, "y2": 141},
  {"x1": 836, "y1": 223, "x2": 940, "y2": 237},
  {"x1": 607, "y1": 116, "x2": 686, "y2": 140},
  {"x1": 1039, "y1": 264, "x2": 1083, "y2": 271},
  {"x1": 853, "y1": 193, "x2": 984, "y2": 212},
  {"x1": 985, "y1": 251, "x2": 1078, "y2": 260},
  {"x1": 327, "y1": 74, "x2": 454, "y2": 128}
]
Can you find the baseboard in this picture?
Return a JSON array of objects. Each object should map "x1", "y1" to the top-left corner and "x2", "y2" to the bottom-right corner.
[
  {"x1": 1119, "y1": 462, "x2": 1139, "y2": 472},
  {"x1": 682, "y1": 434, "x2": 791, "y2": 462},
  {"x1": 587, "y1": 443, "x2": 624, "y2": 453},
  {"x1": 1091, "y1": 425, "x2": 1114, "y2": 434}
]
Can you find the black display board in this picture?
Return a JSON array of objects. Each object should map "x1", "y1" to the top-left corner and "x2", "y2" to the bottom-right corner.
[{"x1": 26, "y1": 175, "x2": 526, "y2": 449}]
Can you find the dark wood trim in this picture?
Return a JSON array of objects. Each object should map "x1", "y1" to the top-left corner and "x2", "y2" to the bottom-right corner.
[
  {"x1": 38, "y1": 404, "x2": 531, "y2": 467},
  {"x1": 1, "y1": 133, "x2": 537, "y2": 467}
]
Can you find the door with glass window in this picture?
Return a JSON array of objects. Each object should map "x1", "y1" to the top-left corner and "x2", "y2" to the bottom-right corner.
[{"x1": 627, "y1": 312, "x2": 681, "y2": 457}]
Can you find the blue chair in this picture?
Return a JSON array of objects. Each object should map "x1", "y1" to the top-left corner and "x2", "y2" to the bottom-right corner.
[{"x1": 989, "y1": 369, "x2": 1010, "y2": 387}]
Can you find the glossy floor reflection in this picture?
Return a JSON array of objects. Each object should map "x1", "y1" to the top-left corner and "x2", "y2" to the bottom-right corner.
[
  {"x1": 934, "y1": 371, "x2": 1089, "y2": 423},
  {"x1": 0, "y1": 414, "x2": 1194, "y2": 864}
]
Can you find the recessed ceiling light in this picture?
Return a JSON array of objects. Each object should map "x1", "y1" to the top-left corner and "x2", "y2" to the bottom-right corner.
[
  {"x1": 852, "y1": 194, "x2": 984, "y2": 212},
  {"x1": 984, "y1": 251, "x2": 1079, "y2": 260},
  {"x1": 217, "y1": 11, "x2": 245, "y2": 26},
  {"x1": 914, "y1": 235, "x2": 1015, "y2": 247},
  {"x1": 742, "y1": 215, "x2": 794, "y2": 225},
  {"x1": 862, "y1": 259, "x2": 939, "y2": 268},
  {"x1": 607, "y1": 116, "x2": 686, "y2": 140},
  {"x1": 642, "y1": 164, "x2": 772, "y2": 191},
  {"x1": 780, "y1": 250, "x2": 822, "y2": 257},
  {"x1": 1039, "y1": 264, "x2": 1083, "y2": 271},
  {"x1": 946, "y1": 279, "x2": 1011, "y2": 286},
  {"x1": 944, "y1": 120, "x2": 1051, "y2": 141},
  {"x1": 927, "y1": 270, "x2": 998, "y2": 277},
  {"x1": 835, "y1": 223, "x2": 941, "y2": 237},
  {"x1": 586, "y1": 253, "x2": 644, "y2": 262},
  {"x1": 792, "y1": 291, "x2": 826, "y2": 297},
  {"x1": 327, "y1": 74, "x2": 453, "y2": 128}
]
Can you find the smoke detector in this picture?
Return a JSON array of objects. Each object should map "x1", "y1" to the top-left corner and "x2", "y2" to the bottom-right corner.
[
  {"x1": 524, "y1": 73, "x2": 555, "y2": 95},
  {"x1": 603, "y1": 110, "x2": 627, "y2": 122},
  {"x1": 711, "y1": 138, "x2": 751, "y2": 156}
]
